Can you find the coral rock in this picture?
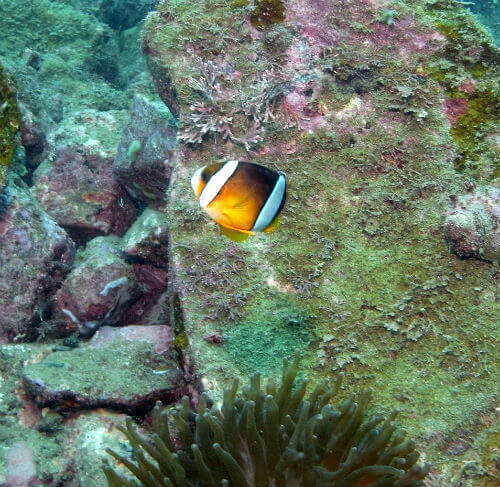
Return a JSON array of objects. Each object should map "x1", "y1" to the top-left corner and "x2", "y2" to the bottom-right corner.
[
  {"x1": 32, "y1": 144, "x2": 136, "y2": 244},
  {"x1": 23, "y1": 325, "x2": 184, "y2": 415},
  {"x1": 54, "y1": 236, "x2": 140, "y2": 335},
  {"x1": 113, "y1": 94, "x2": 177, "y2": 206},
  {"x1": 443, "y1": 186, "x2": 499, "y2": 262},
  {"x1": 0, "y1": 185, "x2": 75, "y2": 343}
]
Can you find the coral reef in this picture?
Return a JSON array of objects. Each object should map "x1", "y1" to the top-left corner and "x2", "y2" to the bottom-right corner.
[{"x1": 104, "y1": 358, "x2": 429, "y2": 486}]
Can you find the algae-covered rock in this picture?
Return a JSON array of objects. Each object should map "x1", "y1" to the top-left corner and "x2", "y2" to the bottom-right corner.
[
  {"x1": 64, "y1": 411, "x2": 130, "y2": 487},
  {"x1": 143, "y1": 0, "x2": 499, "y2": 482},
  {"x1": 23, "y1": 325, "x2": 184, "y2": 414},
  {"x1": 0, "y1": 0, "x2": 126, "y2": 116},
  {"x1": 32, "y1": 140, "x2": 136, "y2": 244},
  {"x1": 0, "y1": 63, "x2": 20, "y2": 192},
  {"x1": 0, "y1": 343, "x2": 66, "y2": 485},
  {"x1": 121, "y1": 207, "x2": 170, "y2": 268}
]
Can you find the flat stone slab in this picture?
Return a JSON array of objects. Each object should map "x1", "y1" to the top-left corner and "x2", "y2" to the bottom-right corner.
[{"x1": 23, "y1": 325, "x2": 184, "y2": 414}]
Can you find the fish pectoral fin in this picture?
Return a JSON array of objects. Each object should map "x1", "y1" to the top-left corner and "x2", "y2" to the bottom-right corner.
[
  {"x1": 219, "y1": 224, "x2": 251, "y2": 242},
  {"x1": 264, "y1": 216, "x2": 281, "y2": 232}
]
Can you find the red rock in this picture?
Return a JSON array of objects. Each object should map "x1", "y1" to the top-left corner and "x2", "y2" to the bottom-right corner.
[
  {"x1": 91, "y1": 325, "x2": 172, "y2": 353},
  {"x1": 54, "y1": 236, "x2": 140, "y2": 332},
  {"x1": 32, "y1": 145, "x2": 136, "y2": 244},
  {"x1": 0, "y1": 186, "x2": 74, "y2": 343}
]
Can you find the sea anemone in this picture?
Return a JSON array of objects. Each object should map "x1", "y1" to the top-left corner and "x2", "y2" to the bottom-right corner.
[{"x1": 104, "y1": 358, "x2": 429, "y2": 487}]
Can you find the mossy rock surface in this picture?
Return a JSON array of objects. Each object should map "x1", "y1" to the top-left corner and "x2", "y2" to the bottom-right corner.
[
  {"x1": 144, "y1": 0, "x2": 499, "y2": 482},
  {"x1": 0, "y1": 63, "x2": 20, "y2": 191}
]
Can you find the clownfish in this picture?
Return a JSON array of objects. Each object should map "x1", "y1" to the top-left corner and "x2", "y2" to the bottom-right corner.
[{"x1": 191, "y1": 160, "x2": 286, "y2": 242}]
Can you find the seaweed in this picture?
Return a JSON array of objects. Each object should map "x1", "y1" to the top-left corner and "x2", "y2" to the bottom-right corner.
[{"x1": 104, "y1": 358, "x2": 429, "y2": 487}]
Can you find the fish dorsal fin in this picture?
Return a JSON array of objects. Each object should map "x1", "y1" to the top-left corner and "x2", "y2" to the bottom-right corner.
[
  {"x1": 218, "y1": 224, "x2": 250, "y2": 242},
  {"x1": 264, "y1": 216, "x2": 281, "y2": 232}
]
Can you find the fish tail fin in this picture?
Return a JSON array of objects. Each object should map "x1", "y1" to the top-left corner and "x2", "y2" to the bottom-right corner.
[{"x1": 264, "y1": 216, "x2": 281, "y2": 232}]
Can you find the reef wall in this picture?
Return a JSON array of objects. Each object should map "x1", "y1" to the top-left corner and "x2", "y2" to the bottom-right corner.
[
  {"x1": 0, "y1": 0, "x2": 497, "y2": 485},
  {"x1": 144, "y1": 0, "x2": 499, "y2": 483}
]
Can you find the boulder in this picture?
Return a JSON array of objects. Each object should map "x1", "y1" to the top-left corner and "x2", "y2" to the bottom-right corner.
[
  {"x1": 444, "y1": 186, "x2": 499, "y2": 262},
  {"x1": 23, "y1": 325, "x2": 184, "y2": 414},
  {"x1": 54, "y1": 236, "x2": 140, "y2": 336},
  {"x1": 0, "y1": 185, "x2": 74, "y2": 343},
  {"x1": 32, "y1": 143, "x2": 136, "y2": 244},
  {"x1": 113, "y1": 94, "x2": 177, "y2": 206},
  {"x1": 141, "y1": 0, "x2": 499, "y2": 479}
]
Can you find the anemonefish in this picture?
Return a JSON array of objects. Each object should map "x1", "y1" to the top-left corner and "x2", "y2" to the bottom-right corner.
[{"x1": 191, "y1": 160, "x2": 286, "y2": 242}]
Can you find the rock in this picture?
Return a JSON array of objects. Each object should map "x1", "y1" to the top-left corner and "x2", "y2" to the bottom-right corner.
[
  {"x1": 18, "y1": 103, "x2": 46, "y2": 168},
  {"x1": 54, "y1": 236, "x2": 140, "y2": 335},
  {"x1": 22, "y1": 325, "x2": 184, "y2": 414},
  {"x1": 125, "y1": 264, "x2": 168, "y2": 325},
  {"x1": 73, "y1": 0, "x2": 159, "y2": 30},
  {"x1": 113, "y1": 94, "x2": 177, "y2": 206},
  {"x1": 121, "y1": 207, "x2": 169, "y2": 268},
  {"x1": 0, "y1": 63, "x2": 20, "y2": 192},
  {"x1": 444, "y1": 186, "x2": 499, "y2": 262},
  {"x1": 32, "y1": 144, "x2": 136, "y2": 244},
  {"x1": 4, "y1": 442, "x2": 39, "y2": 487},
  {"x1": 117, "y1": 24, "x2": 148, "y2": 88},
  {"x1": 141, "y1": 2, "x2": 498, "y2": 481},
  {"x1": 62, "y1": 411, "x2": 129, "y2": 487},
  {"x1": 0, "y1": 185, "x2": 74, "y2": 343},
  {"x1": 127, "y1": 289, "x2": 170, "y2": 328},
  {"x1": 0, "y1": 1, "x2": 127, "y2": 117}
]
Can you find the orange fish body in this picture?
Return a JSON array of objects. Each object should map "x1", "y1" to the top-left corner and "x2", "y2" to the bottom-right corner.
[{"x1": 191, "y1": 160, "x2": 286, "y2": 241}]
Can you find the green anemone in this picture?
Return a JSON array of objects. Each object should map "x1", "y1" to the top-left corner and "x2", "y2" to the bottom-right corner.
[{"x1": 104, "y1": 358, "x2": 429, "y2": 487}]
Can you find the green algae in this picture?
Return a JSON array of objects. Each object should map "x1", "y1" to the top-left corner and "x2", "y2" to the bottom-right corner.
[
  {"x1": 127, "y1": 139, "x2": 142, "y2": 163},
  {"x1": 0, "y1": 64, "x2": 20, "y2": 190},
  {"x1": 225, "y1": 294, "x2": 313, "y2": 374},
  {"x1": 423, "y1": 0, "x2": 500, "y2": 178},
  {"x1": 250, "y1": 0, "x2": 286, "y2": 30},
  {"x1": 22, "y1": 341, "x2": 181, "y2": 405}
]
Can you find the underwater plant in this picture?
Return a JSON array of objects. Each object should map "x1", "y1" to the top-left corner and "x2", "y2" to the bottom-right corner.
[
  {"x1": 104, "y1": 358, "x2": 429, "y2": 487},
  {"x1": 180, "y1": 60, "x2": 288, "y2": 150}
]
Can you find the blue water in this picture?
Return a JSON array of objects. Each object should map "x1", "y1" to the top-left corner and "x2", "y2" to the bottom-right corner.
[{"x1": 466, "y1": 0, "x2": 500, "y2": 46}]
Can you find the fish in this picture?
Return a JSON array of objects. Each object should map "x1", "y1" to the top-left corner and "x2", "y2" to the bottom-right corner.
[{"x1": 191, "y1": 160, "x2": 286, "y2": 242}]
